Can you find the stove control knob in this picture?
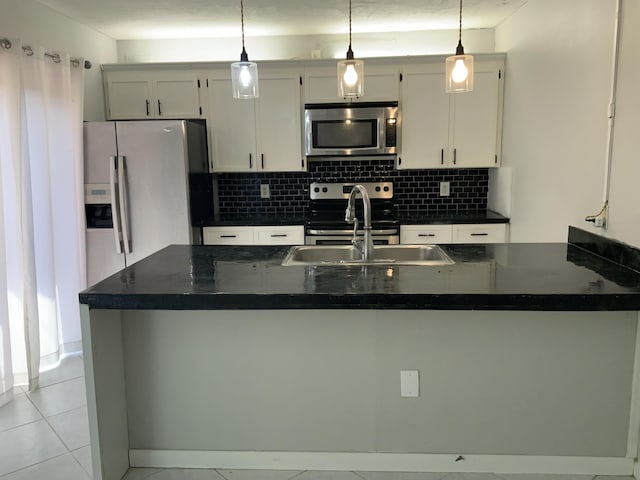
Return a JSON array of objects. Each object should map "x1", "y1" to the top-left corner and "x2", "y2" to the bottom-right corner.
[
  {"x1": 322, "y1": 187, "x2": 328, "y2": 193},
  {"x1": 314, "y1": 187, "x2": 320, "y2": 193},
  {"x1": 375, "y1": 186, "x2": 381, "y2": 192},
  {"x1": 383, "y1": 186, "x2": 390, "y2": 192}
]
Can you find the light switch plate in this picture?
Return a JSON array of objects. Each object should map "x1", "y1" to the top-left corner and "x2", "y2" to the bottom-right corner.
[
  {"x1": 400, "y1": 370, "x2": 419, "y2": 397},
  {"x1": 439, "y1": 181, "x2": 450, "y2": 197},
  {"x1": 260, "y1": 184, "x2": 270, "y2": 199}
]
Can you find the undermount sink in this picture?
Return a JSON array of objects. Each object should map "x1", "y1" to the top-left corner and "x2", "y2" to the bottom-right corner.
[{"x1": 281, "y1": 244, "x2": 455, "y2": 266}]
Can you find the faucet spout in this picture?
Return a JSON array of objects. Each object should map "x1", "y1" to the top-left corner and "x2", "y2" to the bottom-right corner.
[{"x1": 345, "y1": 184, "x2": 374, "y2": 261}]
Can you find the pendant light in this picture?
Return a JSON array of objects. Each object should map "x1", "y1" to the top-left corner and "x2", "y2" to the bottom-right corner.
[
  {"x1": 445, "y1": 0, "x2": 474, "y2": 93},
  {"x1": 337, "y1": 0, "x2": 364, "y2": 98},
  {"x1": 231, "y1": 0, "x2": 259, "y2": 98}
]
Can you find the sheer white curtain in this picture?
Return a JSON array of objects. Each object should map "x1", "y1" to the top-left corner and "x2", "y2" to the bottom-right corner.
[{"x1": 0, "y1": 38, "x2": 86, "y2": 405}]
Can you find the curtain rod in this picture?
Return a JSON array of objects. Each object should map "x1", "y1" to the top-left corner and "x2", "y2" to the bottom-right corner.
[{"x1": 0, "y1": 37, "x2": 92, "y2": 69}]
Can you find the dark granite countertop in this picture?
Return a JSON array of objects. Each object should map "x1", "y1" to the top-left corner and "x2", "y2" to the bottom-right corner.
[
  {"x1": 79, "y1": 242, "x2": 640, "y2": 311},
  {"x1": 202, "y1": 210, "x2": 508, "y2": 227},
  {"x1": 399, "y1": 210, "x2": 509, "y2": 225},
  {"x1": 202, "y1": 215, "x2": 306, "y2": 227}
]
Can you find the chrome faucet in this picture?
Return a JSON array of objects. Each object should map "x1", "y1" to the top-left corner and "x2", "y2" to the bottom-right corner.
[{"x1": 345, "y1": 184, "x2": 374, "y2": 261}]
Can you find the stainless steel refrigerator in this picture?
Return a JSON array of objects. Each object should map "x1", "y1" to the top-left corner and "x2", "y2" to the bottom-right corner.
[{"x1": 84, "y1": 120, "x2": 212, "y2": 286}]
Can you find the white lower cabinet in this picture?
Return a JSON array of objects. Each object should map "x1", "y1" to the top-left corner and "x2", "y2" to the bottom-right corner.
[
  {"x1": 203, "y1": 226, "x2": 304, "y2": 246},
  {"x1": 401, "y1": 223, "x2": 508, "y2": 244},
  {"x1": 452, "y1": 223, "x2": 508, "y2": 244},
  {"x1": 203, "y1": 226, "x2": 255, "y2": 245},
  {"x1": 400, "y1": 225, "x2": 453, "y2": 244}
]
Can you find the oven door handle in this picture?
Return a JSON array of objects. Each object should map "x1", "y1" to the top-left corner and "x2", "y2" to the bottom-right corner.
[{"x1": 306, "y1": 228, "x2": 399, "y2": 235}]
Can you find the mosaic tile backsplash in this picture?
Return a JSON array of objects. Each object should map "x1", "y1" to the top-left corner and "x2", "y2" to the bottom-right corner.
[{"x1": 216, "y1": 158, "x2": 488, "y2": 218}]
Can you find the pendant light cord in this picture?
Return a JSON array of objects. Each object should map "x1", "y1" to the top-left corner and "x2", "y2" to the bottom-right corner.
[
  {"x1": 241, "y1": 0, "x2": 246, "y2": 50},
  {"x1": 349, "y1": 0, "x2": 352, "y2": 49},
  {"x1": 458, "y1": 0, "x2": 463, "y2": 44},
  {"x1": 455, "y1": 0, "x2": 465, "y2": 55}
]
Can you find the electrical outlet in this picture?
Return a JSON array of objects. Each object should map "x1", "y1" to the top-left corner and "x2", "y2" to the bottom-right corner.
[
  {"x1": 260, "y1": 183, "x2": 270, "y2": 199},
  {"x1": 400, "y1": 370, "x2": 419, "y2": 397},
  {"x1": 439, "y1": 181, "x2": 450, "y2": 197},
  {"x1": 311, "y1": 49, "x2": 322, "y2": 59}
]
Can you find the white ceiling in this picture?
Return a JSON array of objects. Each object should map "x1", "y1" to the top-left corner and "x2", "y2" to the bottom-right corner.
[{"x1": 35, "y1": 0, "x2": 528, "y2": 40}]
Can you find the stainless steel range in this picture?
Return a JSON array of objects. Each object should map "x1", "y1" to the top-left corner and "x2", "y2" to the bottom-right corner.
[{"x1": 305, "y1": 181, "x2": 400, "y2": 245}]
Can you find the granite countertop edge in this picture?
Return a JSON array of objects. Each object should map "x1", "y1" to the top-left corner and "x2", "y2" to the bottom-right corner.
[{"x1": 79, "y1": 242, "x2": 640, "y2": 312}]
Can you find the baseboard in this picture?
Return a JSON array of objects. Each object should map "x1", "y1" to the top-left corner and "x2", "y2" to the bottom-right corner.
[{"x1": 129, "y1": 450, "x2": 634, "y2": 476}]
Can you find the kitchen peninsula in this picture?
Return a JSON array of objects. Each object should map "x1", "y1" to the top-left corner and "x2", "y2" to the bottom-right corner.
[{"x1": 79, "y1": 228, "x2": 640, "y2": 480}]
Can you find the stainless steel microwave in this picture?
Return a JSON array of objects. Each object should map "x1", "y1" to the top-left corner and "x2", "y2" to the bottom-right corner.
[{"x1": 304, "y1": 102, "x2": 398, "y2": 157}]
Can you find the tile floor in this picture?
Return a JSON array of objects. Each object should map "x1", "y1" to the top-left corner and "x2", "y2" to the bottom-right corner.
[{"x1": 0, "y1": 356, "x2": 635, "y2": 480}]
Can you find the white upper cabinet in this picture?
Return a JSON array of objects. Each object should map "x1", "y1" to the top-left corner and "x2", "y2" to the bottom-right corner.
[
  {"x1": 399, "y1": 69, "x2": 450, "y2": 169},
  {"x1": 303, "y1": 64, "x2": 399, "y2": 103},
  {"x1": 398, "y1": 59, "x2": 504, "y2": 169},
  {"x1": 208, "y1": 71, "x2": 305, "y2": 173},
  {"x1": 450, "y1": 70, "x2": 501, "y2": 167},
  {"x1": 104, "y1": 69, "x2": 202, "y2": 120}
]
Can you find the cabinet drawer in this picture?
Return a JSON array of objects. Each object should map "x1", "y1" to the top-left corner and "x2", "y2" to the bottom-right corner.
[
  {"x1": 254, "y1": 226, "x2": 304, "y2": 245},
  {"x1": 452, "y1": 224, "x2": 507, "y2": 244},
  {"x1": 400, "y1": 225, "x2": 452, "y2": 244},
  {"x1": 203, "y1": 227, "x2": 254, "y2": 245}
]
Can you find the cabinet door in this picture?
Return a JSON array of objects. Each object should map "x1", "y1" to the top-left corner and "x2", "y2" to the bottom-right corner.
[
  {"x1": 209, "y1": 78, "x2": 257, "y2": 172},
  {"x1": 254, "y1": 226, "x2": 304, "y2": 245},
  {"x1": 107, "y1": 77, "x2": 153, "y2": 120},
  {"x1": 450, "y1": 70, "x2": 501, "y2": 167},
  {"x1": 304, "y1": 66, "x2": 398, "y2": 103},
  {"x1": 398, "y1": 71, "x2": 450, "y2": 169},
  {"x1": 153, "y1": 75, "x2": 201, "y2": 119},
  {"x1": 452, "y1": 224, "x2": 507, "y2": 244},
  {"x1": 400, "y1": 225, "x2": 453, "y2": 244},
  {"x1": 203, "y1": 226, "x2": 255, "y2": 245},
  {"x1": 256, "y1": 75, "x2": 305, "y2": 172}
]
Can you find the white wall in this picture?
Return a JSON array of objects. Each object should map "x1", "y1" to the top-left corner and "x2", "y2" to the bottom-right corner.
[
  {"x1": 495, "y1": 0, "x2": 618, "y2": 243},
  {"x1": 606, "y1": 0, "x2": 640, "y2": 247},
  {"x1": 0, "y1": 0, "x2": 117, "y2": 121},
  {"x1": 117, "y1": 28, "x2": 495, "y2": 63}
]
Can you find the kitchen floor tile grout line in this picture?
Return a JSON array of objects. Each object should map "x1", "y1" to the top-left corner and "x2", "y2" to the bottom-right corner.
[{"x1": 18, "y1": 378, "x2": 90, "y2": 477}]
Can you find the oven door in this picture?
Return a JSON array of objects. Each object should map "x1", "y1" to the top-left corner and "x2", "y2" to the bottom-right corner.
[{"x1": 305, "y1": 233, "x2": 399, "y2": 245}]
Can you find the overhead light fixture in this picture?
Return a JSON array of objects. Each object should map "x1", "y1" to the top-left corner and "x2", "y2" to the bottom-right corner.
[
  {"x1": 445, "y1": 0, "x2": 474, "y2": 93},
  {"x1": 231, "y1": 0, "x2": 259, "y2": 99},
  {"x1": 337, "y1": 0, "x2": 364, "y2": 98}
]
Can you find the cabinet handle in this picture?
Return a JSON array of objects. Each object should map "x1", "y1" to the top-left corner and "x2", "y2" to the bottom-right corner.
[
  {"x1": 157, "y1": 100, "x2": 162, "y2": 115},
  {"x1": 418, "y1": 234, "x2": 436, "y2": 237},
  {"x1": 470, "y1": 233, "x2": 489, "y2": 236},
  {"x1": 261, "y1": 153, "x2": 264, "y2": 169},
  {"x1": 145, "y1": 100, "x2": 150, "y2": 116},
  {"x1": 271, "y1": 234, "x2": 288, "y2": 238},
  {"x1": 220, "y1": 235, "x2": 237, "y2": 238},
  {"x1": 441, "y1": 149, "x2": 444, "y2": 165},
  {"x1": 453, "y1": 148, "x2": 457, "y2": 165},
  {"x1": 249, "y1": 154, "x2": 252, "y2": 168}
]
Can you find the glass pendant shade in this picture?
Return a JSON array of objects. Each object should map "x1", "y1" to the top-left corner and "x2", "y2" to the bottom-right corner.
[
  {"x1": 445, "y1": 53, "x2": 474, "y2": 93},
  {"x1": 337, "y1": 57, "x2": 364, "y2": 97},
  {"x1": 231, "y1": 0, "x2": 258, "y2": 99},
  {"x1": 231, "y1": 52, "x2": 259, "y2": 98}
]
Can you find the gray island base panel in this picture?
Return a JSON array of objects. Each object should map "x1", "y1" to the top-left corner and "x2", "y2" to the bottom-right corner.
[
  {"x1": 78, "y1": 244, "x2": 640, "y2": 479},
  {"x1": 81, "y1": 308, "x2": 639, "y2": 480}
]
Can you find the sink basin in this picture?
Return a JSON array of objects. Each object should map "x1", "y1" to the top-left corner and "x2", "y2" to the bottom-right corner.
[{"x1": 281, "y1": 244, "x2": 455, "y2": 266}]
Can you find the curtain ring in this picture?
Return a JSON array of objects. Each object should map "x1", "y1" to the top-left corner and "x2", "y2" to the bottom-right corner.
[
  {"x1": 22, "y1": 45, "x2": 34, "y2": 56},
  {"x1": 0, "y1": 38, "x2": 12, "y2": 50}
]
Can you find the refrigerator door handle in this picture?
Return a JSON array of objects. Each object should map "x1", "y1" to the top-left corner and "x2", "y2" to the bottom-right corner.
[
  {"x1": 109, "y1": 156, "x2": 123, "y2": 254},
  {"x1": 118, "y1": 155, "x2": 132, "y2": 255}
]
